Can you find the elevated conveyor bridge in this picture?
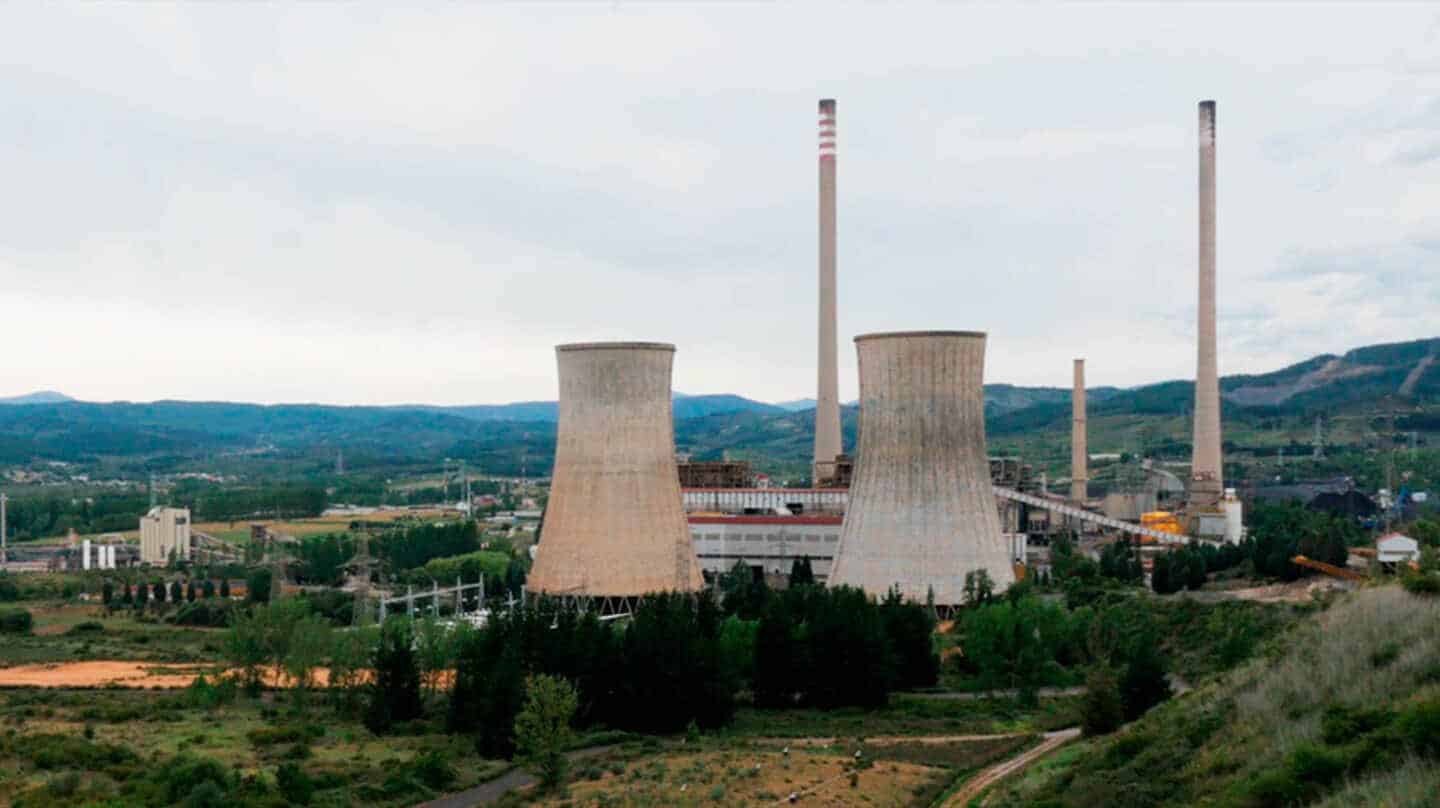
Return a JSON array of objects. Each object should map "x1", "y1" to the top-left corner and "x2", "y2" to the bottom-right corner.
[{"x1": 993, "y1": 486, "x2": 1191, "y2": 545}]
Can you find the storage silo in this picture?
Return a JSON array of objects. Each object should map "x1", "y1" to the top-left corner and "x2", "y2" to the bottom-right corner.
[
  {"x1": 526, "y1": 342, "x2": 703, "y2": 597},
  {"x1": 829, "y1": 331, "x2": 1015, "y2": 604}
]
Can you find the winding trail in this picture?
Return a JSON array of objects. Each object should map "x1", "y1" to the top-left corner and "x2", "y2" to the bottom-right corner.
[{"x1": 940, "y1": 727, "x2": 1081, "y2": 807}]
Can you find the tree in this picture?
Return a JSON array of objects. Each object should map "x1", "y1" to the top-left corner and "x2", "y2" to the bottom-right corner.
[
  {"x1": 1081, "y1": 664, "x2": 1124, "y2": 736},
  {"x1": 365, "y1": 618, "x2": 423, "y2": 733},
  {"x1": 513, "y1": 673, "x2": 578, "y2": 791},
  {"x1": 283, "y1": 614, "x2": 331, "y2": 705},
  {"x1": 328, "y1": 626, "x2": 377, "y2": 718},
  {"x1": 881, "y1": 587, "x2": 939, "y2": 690},
  {"x1": 1151, "y1": 554, "x2": 1176, "y2": 595},
  {"x1": 246, "y1": 568, "x2": 272, "y2": 604},
  {"x1": 961, "y1": 595, "x2": 1067, "y2": 706},
  {"x1": 153, "y1": 580, "x2": 167, "y2": 604},
  {"x1": 220, "y1": 578, "x2": 231, "y2": 599},
  {"x1": 753, "y1": 596, "x2": 798, "y2": 708},
  {"x1": 225, "y1": 607, "x2": 270, "y2": 695},
  {"x1": 963, "y1": 570, "x2": 995, "y2": 606},
  {"x1": 169, "y1": 580, "x2": 183, "y2": 604},
  {"x1": 202, "y1": 579, "x2": 216, "y2": 599},
  {"x1": 102, "y1": 580, "x2": 115, "y2": 607},
  {"x1": 1119, "y1": 637, "x2": 1172, "y2": 721},
  {"x1": 186, "y1": 580, "x2": 197, "y2": 602},
  {"x1": 120, "y1": 582, "x2": 133, "y2": 606},
  {"x1": 788, "y1": 557, "x2": 816, "y2": 588}
]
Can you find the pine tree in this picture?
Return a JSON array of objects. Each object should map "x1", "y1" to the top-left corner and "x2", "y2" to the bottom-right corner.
[
  {"x1": 186, "y1": 580, "x2": 197, "y2": 602},
  {"x1": 203, "y1": 579, "x2": 216, "y2": 599},
  {"x1": 365, "y1": 619, "x2": 423, "y2": 733},
  {"x1": 220, "y1": 579, "x2": 231, "y2": 599},
  {"x1": 1081, "y1": 664, "x2": 1124, "y2": 736},
  {"x1": 788, "y1": 556, "x2": 816, "y2": 588}
]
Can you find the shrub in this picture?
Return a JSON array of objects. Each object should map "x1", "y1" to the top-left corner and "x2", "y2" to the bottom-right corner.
[
  {"x1": 1397, "y1": 699, "x2": 1440, "y2": 758},
  {"x1": 276, "y1": 761, "x2": 315, "y2": 805},
  {"x1": 69, "y1": 621, "x2": 104, "y2": 635},
  {"x1": 1320, "y1": 704, "x2": 1394, "y2": 745},
  {"x1": 0, "y1": 607, "x2": 33, "y2": 634},
  {"x1": 402, "y1": 750, "x2": 458, "y2": 791}
]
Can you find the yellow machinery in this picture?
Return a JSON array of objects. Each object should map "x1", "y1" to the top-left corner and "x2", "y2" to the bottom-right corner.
[{"x1": 1141, "y1": 511, "x2": 1184, "y2": 536}]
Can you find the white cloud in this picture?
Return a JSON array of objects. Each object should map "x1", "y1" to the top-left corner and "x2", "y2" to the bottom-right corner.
[{"x1": 0, "y1": 3, "x2": 1437, "y2": 404}]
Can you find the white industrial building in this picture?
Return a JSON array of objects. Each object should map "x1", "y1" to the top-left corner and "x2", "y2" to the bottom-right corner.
[
  {"x1": 140, "y1": 507, "x2": 191, "y2": 565},
  {"x1": 688, "y1": 514, "x2": 841, "y2": 581},
  {"x1": 1376, "y1": 533, "x2": 1421, "y2": 569}
]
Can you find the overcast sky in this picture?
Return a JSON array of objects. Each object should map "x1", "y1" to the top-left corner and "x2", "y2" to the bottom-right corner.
[{"x1": 1, "y1": 4, "x2": 1437, "y2": 406}]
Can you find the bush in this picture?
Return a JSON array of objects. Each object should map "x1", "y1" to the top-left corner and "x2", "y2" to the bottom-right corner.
[
  {"x1": 68, "y1": 621, "x2": 104, "y2": 635},
  {"x1": 276, "y1": 761, "x2": 315, "y2": 805},
  {"x1": 402, "y1": 750, "x2": 458, "y2": 791},
  {"x1": 0, "y1": 607, "x2": 33, "y2": 634}
]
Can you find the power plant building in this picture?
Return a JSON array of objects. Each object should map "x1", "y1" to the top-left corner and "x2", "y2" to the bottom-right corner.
[
  {"x1": 829, "y1": 331, "x2": 1016, "y2": 604},
  {"x1": 527, "y1": 342, "x2": 704, "y2": 598},
  {"x1": 139, "y1": 506, "x2": 191, "y2": 565}
]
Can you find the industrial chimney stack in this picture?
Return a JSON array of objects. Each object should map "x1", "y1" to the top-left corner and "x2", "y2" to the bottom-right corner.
[
  {"x1": 1071, "y1": 359, "x2": 1087, "y2": 503},
  {"x1": 1189, "y1": 100, "x2": 1224, "y2": 510},
  {"x1": 813, "y1": 98, "x2": 843, "y2": 484}
]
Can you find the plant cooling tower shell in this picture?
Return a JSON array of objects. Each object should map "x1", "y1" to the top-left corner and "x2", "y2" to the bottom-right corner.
[
  {"x1": 527, "y1": 341, "x2": 703, "y2": 597},
  {"x1": 829, "y1": 330, "x2": 1016, "y2": 604}
]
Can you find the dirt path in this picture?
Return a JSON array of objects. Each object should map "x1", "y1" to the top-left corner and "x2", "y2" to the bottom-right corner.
[
  {"x1": 749, "y1": 732, "x2": 1028, "y2": 748},
  {"x1": 910, "y1": 686, "x2": 1086, "y2": 701},
  {"x1": 941, "y1": 727, "x2": 1081, "y2": 807}
]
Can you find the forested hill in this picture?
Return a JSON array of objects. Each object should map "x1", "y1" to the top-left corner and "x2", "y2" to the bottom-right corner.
[{"x1": 0, "y1": 336, "x2": 1433, "y2": 470}]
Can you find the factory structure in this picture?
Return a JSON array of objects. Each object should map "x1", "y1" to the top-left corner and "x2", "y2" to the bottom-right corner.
[
  {"x1": 525, "y1": 96, "x2": 1243, "y2": 611},
  {"x1": 526, "y1": 342, "x2": 704, "y2": 606},
  {"x1": 140, "y1": 506, "x2": 192, "y2": 565}
]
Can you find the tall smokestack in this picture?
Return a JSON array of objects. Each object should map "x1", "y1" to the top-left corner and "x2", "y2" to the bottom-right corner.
[
  {"x1": 1071, "y1": 359, "x2": 1087, "y2": 503},
  {"x1": 814, "y1": 98, "x2": 842, "y2": 484},
  {"x1": 1189, "y1": 99, "x2": 1223, "y2": 510}
]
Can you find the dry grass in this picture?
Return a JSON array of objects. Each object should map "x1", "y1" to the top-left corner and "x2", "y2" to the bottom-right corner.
[
  {"x1": 1233, "y1": 587, "x2": 1440, "y2": 757},
  {"x1": 543, "y1": 749, "x2": 949, "y2": 807},
  {"x1": 1312, "y1": 758, "x2": 1440, "y2": 807}
]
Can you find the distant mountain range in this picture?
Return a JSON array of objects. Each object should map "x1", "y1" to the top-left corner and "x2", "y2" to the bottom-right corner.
[
  {"x1": 0, "y1": 391, "x2": 74, "y2": 406},
  {"x1": 0, "y1": 337, "x2": 1432, "y2": 472}
]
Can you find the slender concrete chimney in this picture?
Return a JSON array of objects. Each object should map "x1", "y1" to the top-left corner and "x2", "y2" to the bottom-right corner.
[
  {"x1": 814, "y1": 98, "x2": 843, "y2": 484},
  {"x1": 1189, "y1": 99, "x2": 1223, "y2": 510},
  {"x1": 1071, "y1": 359, "x2": 1087, "y2": 503}
]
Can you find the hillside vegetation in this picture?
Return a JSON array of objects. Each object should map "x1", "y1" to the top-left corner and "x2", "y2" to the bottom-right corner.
[{"x1": 989, "y1": 586, "x2": 1440, "y2": 807}]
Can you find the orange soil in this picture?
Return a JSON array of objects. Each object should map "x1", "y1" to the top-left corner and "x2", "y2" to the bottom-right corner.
[{"x1": 0, "y1": 661, "x2": 452, "y2": 690}]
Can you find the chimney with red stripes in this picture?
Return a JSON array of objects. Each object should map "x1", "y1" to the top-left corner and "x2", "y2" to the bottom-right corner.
[{"x1": 814, "y1": 99, "x2": 842, "y2": 485}]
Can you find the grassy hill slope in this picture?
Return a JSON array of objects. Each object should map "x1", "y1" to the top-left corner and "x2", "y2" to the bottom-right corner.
[{"x1": 990, "y1": 586, "x2": 1440, "y2": 808}]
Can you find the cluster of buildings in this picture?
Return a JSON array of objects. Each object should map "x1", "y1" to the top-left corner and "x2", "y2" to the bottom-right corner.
[{"x1": 525, "y1": 98, "x2": 1246, "y2": 610}]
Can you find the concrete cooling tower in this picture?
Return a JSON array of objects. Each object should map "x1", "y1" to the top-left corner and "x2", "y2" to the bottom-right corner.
[
  {"x1": 526, "y1": 342, "x2": 703, "y2": 597},
  {"x1": 829, "y1": 331, "x2": 1015, "y2": 604}
]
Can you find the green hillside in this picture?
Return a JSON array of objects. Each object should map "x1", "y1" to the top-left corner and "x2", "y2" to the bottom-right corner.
[{"x1": 989, "y1": 586, "x2": 1440, "y2": 808}]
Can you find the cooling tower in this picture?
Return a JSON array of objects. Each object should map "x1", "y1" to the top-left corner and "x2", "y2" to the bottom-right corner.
[
  {"x1": 814, "y1": 98, "x2": 843, "y2": 483},
  {"x1": 526, "y1": 342, "x2": 703, "y2": 597},
  {"x1": 1071, "y1": 359, "x2": 1087, "y2": 503},
  {"x1": 1189, "y1": 100, "x2": 1224, "y2": 510},
  {"x1": 829, "y1": 331, "x2": 1015, "y2": 604}
]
